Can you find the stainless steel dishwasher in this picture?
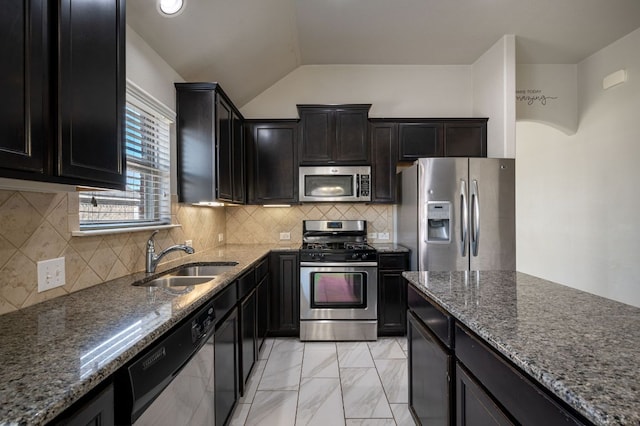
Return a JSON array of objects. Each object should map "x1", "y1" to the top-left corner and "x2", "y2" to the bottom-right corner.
[{"x1": 114, "y1": 299, "x2": 216, "y2": 425}]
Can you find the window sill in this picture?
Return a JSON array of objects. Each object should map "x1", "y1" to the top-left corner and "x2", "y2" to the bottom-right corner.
[{"x1": 71, "y1": 224, "x2": 182, "y2": 237}]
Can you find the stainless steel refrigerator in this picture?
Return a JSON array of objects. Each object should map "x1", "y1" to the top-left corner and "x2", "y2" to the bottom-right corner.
[{"x1": 397, "y1": 158, "x2": 515, "y2": 271}]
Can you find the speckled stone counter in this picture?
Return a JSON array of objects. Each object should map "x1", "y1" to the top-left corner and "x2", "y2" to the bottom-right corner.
[
  {"x1": 370, "y1": 243, "x2": 410, "y2": 253},
  {"x1": 0, "y1": 244, "x2": 288, "y2": 426},
  {"x1": 403, "y1": 270, "x2": 640, "y2": 426}
]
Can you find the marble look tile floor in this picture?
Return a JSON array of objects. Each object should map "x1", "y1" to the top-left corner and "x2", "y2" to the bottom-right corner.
[{"x1": 230, "y1": 337, "x2": 415, "y2": 426}]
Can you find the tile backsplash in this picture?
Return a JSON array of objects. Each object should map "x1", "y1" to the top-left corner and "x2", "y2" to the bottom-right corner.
[
  {"x1": 0, "y1": 191, "x2": 225, "y2": 315},
  {"x1": 0, "y1": 191, "x2": 394, "y2": 315},
  {"x1": 226, "y1": 204, "x2": 393, "y2": 245}
]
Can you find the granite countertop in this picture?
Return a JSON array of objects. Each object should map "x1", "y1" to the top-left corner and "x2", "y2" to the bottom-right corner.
[
  {"x1": 403, "y1": 270, "x2": 640, "y2": 426},
  {"x1": 0, "y1": 244, "x2": 279, "y2": 426},
  {"x1": 370, "y1": 243, "x2": 410, "y2": 253}
]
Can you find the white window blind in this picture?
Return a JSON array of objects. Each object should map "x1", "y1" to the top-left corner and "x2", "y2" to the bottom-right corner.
[{"x1": 79, "y1": 84, "x2": 172, "y2": 230}]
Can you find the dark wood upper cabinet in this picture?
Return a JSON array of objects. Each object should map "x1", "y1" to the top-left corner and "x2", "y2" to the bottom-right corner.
[
  {"x1": 298, "y1": 105, "x2": 371, "y2": 165},
  {"x1": 444, "y1": 120, "x2": 487, "y2": 157},
  {"x1": 0, "y1": 0, "x2": 125, "y2": 189},
  {"x1": 370, "y1": 121, "x2": 398, "y2": 204},
  {"x1": 0, "y1": 0, "x2": 47, "y2": 175},
  {"x1": 57, "y1": 0, "x2": 126, "y2": 188},
  {"x1": 246, "y1": 120, "x2": 299, "y2": 205},
  {"x1": 398, "y1": 119, "x2": 487, "y2": 162},
  {"x1": 398, "y1": 122, "x2": 444, "y2": 160},
  {"x1": 175, "y1": 82, "x2": 245, "y2": 204}
]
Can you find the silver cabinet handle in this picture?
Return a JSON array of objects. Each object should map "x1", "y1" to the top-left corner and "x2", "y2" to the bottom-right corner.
[
  {"x1": 471, "y1": 179, "x2": 480, "y2": 256},
  {"x1": 460, "y1": 180, "x2": 468, "y2": 257}
]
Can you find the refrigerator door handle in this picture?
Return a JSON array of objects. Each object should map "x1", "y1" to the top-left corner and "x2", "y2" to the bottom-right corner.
[
  {"x1": 471, "y1": 179, "x2": 480, "y2": 256},
  {"x1": 460, "y1": 179, "x2": 468, "y2": 257}
]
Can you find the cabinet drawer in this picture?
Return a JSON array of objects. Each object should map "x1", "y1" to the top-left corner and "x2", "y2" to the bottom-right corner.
[
  {"x1": 455, "y1": 324, "x2": 586, "y2": 425},
  {"x1": 378, "y1": 253, "x2": 408, "y2": 270},
  {"x1": 408, "y1": 285, "x2": 453, "y2": 348},
  {"x1": 214, "y1": 282, "x2": 237, "y2": 321},
  {"x1": 255, "y1": 257, "x2": 269, "y2": 282},
  {"x1": 237, "y1": 270, "x2": 256, "y2": 300}
]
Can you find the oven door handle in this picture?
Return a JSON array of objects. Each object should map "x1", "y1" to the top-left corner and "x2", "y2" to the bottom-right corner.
[{"x1": 300, "y1": 262, "x2": 378, "y2": 267}]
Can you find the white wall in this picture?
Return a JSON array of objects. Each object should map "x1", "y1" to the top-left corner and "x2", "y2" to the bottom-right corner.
[
  {"x1": 516, "y1": 27, "x2": 640, "y2": 308},
  {"x1": 126, "y1": 25, "x2": 184, "y2": 110},
  {"x1": 472, "y1": 35, "x2": 516, "y2": 158},
  {"x1": 240, "y1": 65, "x2": 473, "y2": 118}
]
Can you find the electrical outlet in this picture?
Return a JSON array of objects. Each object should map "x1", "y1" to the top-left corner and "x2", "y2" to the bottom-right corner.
[
  {"x1": 37, "y1": 257, "x2": 66, "y2": 292},
  {"x1": 367, "y1": 232, "x2": 377, "y2": 240},
  {"x1": 378, "y1": 232, "x2": 390, "y2": 240},
  {"x1": 279, "y1": 232, "x2": 291, "y2": 240},
  {"x1": 218, "y1": 233, "x2": 224, "y2": 242},
  {"x1": 185, "y1": 240, "x2": 193, "y2": 247}
]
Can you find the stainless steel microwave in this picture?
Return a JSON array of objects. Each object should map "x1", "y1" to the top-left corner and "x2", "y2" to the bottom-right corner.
[{"x1": 299, "y1": 166, "x2": 371, "y2": 202}]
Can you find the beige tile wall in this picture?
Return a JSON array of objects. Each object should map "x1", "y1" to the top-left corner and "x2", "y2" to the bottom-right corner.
[
  {"x1": 226, "y1": 204, "x2": 394, "y2": 245},
  {"x1": 0, "y1": 191, "x2": 225, "y2": 315}
]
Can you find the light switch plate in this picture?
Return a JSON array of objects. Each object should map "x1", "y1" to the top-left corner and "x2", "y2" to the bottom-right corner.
[
  {"x1": 218, "y1": 233, "x2": 224, "y2": 242},
  {"x1": 37, "y1": 257, "x2": 66, "y2": 292},
  {"x1": 378, "y1": 232, "x2": 390, "y2": 240}
]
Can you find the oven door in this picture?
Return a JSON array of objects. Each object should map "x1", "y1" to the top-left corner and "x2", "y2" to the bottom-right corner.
[{"x1": 300, "y1": 262, "x2": 377, "y2": 321}]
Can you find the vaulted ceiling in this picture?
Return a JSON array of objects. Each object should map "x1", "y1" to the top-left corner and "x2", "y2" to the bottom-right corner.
[{"x1": 127, "y1": 0, "x2": 640, "y2": 106}]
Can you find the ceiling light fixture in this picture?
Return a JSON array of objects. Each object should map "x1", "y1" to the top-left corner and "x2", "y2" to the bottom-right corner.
[{"x1": 158, "y1": 0, "x2": 185, "y2": 16}]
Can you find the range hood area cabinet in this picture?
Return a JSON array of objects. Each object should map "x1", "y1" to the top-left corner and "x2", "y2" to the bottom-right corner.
[
  {"x1": 246, "y1": 120, "x2": 299, "y2": 205},
  {"x1": 297, "y1": 104, "x2": 371, "y2": 165},
  {"x1": 0, "y1": 0, "x2": 126, "y2": 190},
  {"x1": 175, "y1": 83, "x2": 245, "y2": 204}
]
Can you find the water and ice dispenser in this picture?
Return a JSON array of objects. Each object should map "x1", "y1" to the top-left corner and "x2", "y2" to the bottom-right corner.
[{"x1": 426, "y1": 202, "x2": 451, "y2": 243}]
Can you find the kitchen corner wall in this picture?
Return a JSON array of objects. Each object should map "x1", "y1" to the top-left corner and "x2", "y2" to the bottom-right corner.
[
  {"x1": 0, "y1": 191, "x2": 224, "y2": 315},
  {"x1": 226, "y1": 204, "x2": 394, "y2": 245}
]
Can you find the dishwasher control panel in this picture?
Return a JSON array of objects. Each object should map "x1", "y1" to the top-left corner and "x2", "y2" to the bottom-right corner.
[{"x1": 191, "y1": 300, "x2": 216, "y2": 343}]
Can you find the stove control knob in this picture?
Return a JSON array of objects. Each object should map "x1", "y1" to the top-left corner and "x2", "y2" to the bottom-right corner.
[
  {"x1": 352, "y1": 253, "x2": 359, "y2": 260},
  {"x1": 361, "y1": 253, "x2": 368, "y2": 260}
]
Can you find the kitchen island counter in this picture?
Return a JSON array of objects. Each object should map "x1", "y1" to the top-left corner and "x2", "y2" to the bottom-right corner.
[
  {"x1": 0, "y1": 244, "x2": 284, "y2": 426},
  {"x1": 403, "y1": 270, "x2": 640, "y2": 426}
]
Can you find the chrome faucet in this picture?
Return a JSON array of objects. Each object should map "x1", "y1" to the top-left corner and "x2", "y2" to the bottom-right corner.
[{"x1": 146, "y1": 230, "x2": 195, "y2": 273}]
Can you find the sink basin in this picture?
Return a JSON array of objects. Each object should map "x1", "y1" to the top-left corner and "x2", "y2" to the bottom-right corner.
[
  {"x1": 172, "y1": 262, "x2": 239, "y2": 277},
  {"x1": 132, "y1": 262, "x2": 239, "y2": 288},
  {"x1": 134, "y1": 276, "x2": 215, "y2": 288}
]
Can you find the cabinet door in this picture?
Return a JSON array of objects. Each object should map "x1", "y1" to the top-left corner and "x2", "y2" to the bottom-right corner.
[
  {"x1": 0, "y1": 0, "x2": 47, "y2": 175},
  {"x1": 216, "y1": 96, "x2": 233, "y2": 201},
  {"x1": 456, "y1": 363, "x2": 513, "y2": 426},
  {"x1": 240, "y1": 290, "x2": 256, "y2": 394},
  {"x1": 247, "y1": 121, "x2": 298, "y2": 204},
  {"x1": 370, "y1": 122, "x2": 398, "y2": 203},
  {"x1": 408, "y1": 311, "x2": 452, "y2": 426},
  {"x1": 335, "y1": 108, "x2": 369, "y2": 163},
  {"x1": 299, "y1": 108, "x2": 332, "y2": 163},
  {"x1": 378, "y1": 254, "x2": 408, "y2": 336},
  {"x1": 175, "y1": 88, "x2": 215, "y2": 203},
  {"x1": 256, "y1": 275, "x2": 269, "y2": 350},
  {"x1": 215, "y1": 307, "x2": 239, "y2": 426},
  {"x1": 398, "y1": 122, "x2": 444, "y2": 160},
  {"x1": 57, "y1": 0, "x2": 125, "y2": 189},
  {"x1": 444, "y1": 121, "x2": 487, "y2": 157},
  {"x1": 269, "y1": 252, "x2": 300, "y2": 336},
  {"x1": 231, "y1": 111, "x2": 245, "y2": 203}
]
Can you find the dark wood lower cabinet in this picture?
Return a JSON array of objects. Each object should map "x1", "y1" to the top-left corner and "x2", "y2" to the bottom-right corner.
[
  {"x1": 408, "y1": 311, "x2": 452, "y2": 426},
  {"x1": 378, "y1": 253, "x2": 409, "y2": 335},
  {"x1": 53, "y1": 382, "x2": 114, "y2": 426},
  {"x1": 268, "y1": 251, "x2": 299, "y2": 336},
  {"x1": 239, "y1": 289, "x2": 257, "y2": 394},
  {"x1": 256, "y1": 274, "x2": 269, "y2": 350},
  {"x1": 215, "y1": 307, "x2": 239, "y2": 426},
  {"x1": 456, "y1": 363, "x2": 513, "y2": 426}
]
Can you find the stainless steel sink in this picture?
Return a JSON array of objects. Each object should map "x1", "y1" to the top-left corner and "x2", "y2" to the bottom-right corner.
[
  {"x1": 135, "y1": 276, "x2": 216, "y2": 288},
  {"x1": 172, "y1": 262, "x2": 239, "y2": 277},
  {"x1": 132, "y1": 262, "x2": 239, "y2": 287}
]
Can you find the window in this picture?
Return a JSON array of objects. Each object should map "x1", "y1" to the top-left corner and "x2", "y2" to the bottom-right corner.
[{"x1": 79, "y1": 83, "x2": 173, "y2": 230}]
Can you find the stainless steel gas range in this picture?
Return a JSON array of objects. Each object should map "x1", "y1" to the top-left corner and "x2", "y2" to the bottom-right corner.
[{"x1": 299, "y1": 220, "x2": 378, "y2": 341}]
